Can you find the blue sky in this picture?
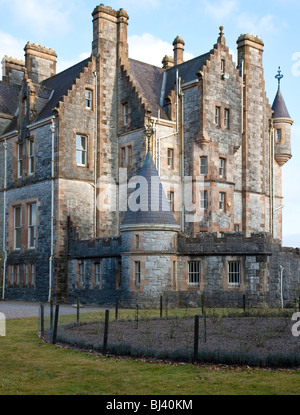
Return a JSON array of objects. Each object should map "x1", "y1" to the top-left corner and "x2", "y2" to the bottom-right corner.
[{"x1": 0, "y1": 0, "x2": 299, "y2": 247}]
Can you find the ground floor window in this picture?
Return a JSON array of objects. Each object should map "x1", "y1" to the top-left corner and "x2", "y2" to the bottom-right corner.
[
  {"x1": 135, "y1": 261, "x2": 141, "y2": 288},
  {"x1": 228, "y1": 261, "x2": 241, "y2": 286},
  {"x1": 188, "y1": 261, "x2": 201, "y2": 286}
]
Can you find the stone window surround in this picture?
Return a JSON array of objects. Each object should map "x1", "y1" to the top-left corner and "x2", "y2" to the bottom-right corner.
[
  {"x1": 12, "y1": 136, "x2": 36, "y2": 181},
  {"x1": 224, "y1": 256, "x2": 245, "y2": 291},
  {"x1": 214, "y1": 101, "x2": 231, "y2": 130},
  {"x1": 75, "y1": 133, "x2": 89, "y2": 167},
  {"x1": 274, "y1": 125, "x2": 286, "y2": 145},
  {"x1": 85, "y1": 88, "x2": 94, "y2": 111},
  {"x1": 120, "y1": 100, "x2": 130, "y2": 129},
  {"x1": 119, "y1": 143, "x2": 134, "y2": 168},
  {"x1": 8, "y1": 263, "x2": 36, "y2": 288},
  {"x1": 8, "y1": 198, "x2": 39, "y2": 252}
]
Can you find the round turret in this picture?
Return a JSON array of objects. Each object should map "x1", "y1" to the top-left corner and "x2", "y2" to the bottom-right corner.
[{"x1": 272, "y1": 67, "x2": 293, "y2": 166}]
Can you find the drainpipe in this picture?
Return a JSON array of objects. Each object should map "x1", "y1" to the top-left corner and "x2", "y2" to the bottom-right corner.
[
  {"x1": 2, "y1": 140, "x2": 7, "y2": 300},
  {"x1": 48, "y1": 118, "x2": 56, "y2": 302},
  {"x1": 94, "y1": 71, "x2": 98, "y2": 237}
]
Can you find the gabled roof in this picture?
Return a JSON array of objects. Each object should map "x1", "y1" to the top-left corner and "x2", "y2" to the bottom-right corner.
[
  {"x1": 272, "y1": 88, "x2": 291, "y2": 119},
  {"x1": 37, "y1": 57, "x2": 91, "y2": 121},
  {"x1": 128, "y1": 52, "x2": 210, "y2": 121},
  {"x1": 121, "y1": 152, "x2": 179, "y2": 229},
  {"x1": 164, "y1": 53, "x2": 210, "y2": 98}
]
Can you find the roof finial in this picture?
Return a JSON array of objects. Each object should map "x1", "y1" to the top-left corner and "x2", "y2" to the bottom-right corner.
[
  {"x1": 217, "y1": 26, "x2": 225, "y2": 45},
  {"x1": 275, "y1": 66, "x2": 283, "y2": 89}
]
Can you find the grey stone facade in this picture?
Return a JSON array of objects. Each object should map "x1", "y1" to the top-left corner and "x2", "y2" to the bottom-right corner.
[{"x1": 0, "y1": 4, "x2": 298, "y2": 307}]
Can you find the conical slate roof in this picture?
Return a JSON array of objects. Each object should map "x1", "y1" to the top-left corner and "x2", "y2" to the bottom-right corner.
[
  {"x1": 272, "y1": 88, "x2": 291, "y2": 119},
  {"x1": 121, "y1": 152, "x2": 179, "y2": 229}
]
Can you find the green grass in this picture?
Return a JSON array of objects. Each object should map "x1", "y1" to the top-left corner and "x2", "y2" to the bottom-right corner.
[{"x1": 0, "y1": 312, "x2": 299, "y2": 395}]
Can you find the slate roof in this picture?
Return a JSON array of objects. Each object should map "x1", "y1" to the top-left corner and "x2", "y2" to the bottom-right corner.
[
  {"x1": 129, "y1": 59, "x2": 168, "y2": 120},
  {"x1": 0, "y1": 83, "x2": 19, "y2": 116},
  {"x1": 36, "y1": 57, "x2": 91, "y2": 121},
  {"x1": 164, "y1": 53, "x2": 210, "y2": 99},
  {"x1": 121, "y1": 151, "x2": 179, "y2": 228},
  {"x1": 272, "y1": 88, "x2": 291, "y2": 119}
]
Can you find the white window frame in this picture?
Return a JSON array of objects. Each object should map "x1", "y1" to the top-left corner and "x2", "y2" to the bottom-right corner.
[
  {"x1": 28, "y1": 203, "x2": 37, "y2": 249},
  {"x1": 188, "y1": 261, "x2": 201, "y2": 286},
  {"x1": 123, "y1": 102, "x2": 129, "y2": 126},
  {"x1": 28, "y1": 139, "x2": 34, "y2": 176},
  {"x1": 14, "y1": 206, "x2": 22, "y2": 250},
  {"x1": 219, "y1": 158, "x2": 226, "y2": 178},
  {"x1": 200, "y1": 157, "x2": 207, "y2": 176},
  {"x1": 17, "y1": 142, "x2": 23, "y2": 178},
  {"x1": 85, "y1": 89, "x2": 92, "y2": 110},
  {"x1": 228, "y1": 261, "x2": 241, "y2": 286},
  {"x1": 167, "y1": 148, "x2": 174, "y2": 169},
  {"x1": 76, "y1": 135, "x2": 88, "y2": 166},
  {"x1": 219, "y1": 192, "x2": 225, "y2": 211},
  {"x1": 200, "y1": 190, "x2": 208, "y2": 210},
  {"x1": 167, "y1": 191, "x2": 175, "y2": 212}
]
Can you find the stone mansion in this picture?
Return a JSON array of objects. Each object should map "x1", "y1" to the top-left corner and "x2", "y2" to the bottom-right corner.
[{"x1": 0, "y1": 3, "x2": 299, "y2": 307}]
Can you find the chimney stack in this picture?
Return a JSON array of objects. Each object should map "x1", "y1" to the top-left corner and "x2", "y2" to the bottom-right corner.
[
  {"x1": 24, "y1": 42, "x2": 57, "y2": 84},
  {"x1": 173, "y1": 36, "x2": 185, "y2": 65}
]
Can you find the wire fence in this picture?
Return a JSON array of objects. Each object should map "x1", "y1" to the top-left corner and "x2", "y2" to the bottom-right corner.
[{"x1": 37, "y1": 295, "x2": 300, "y2": 368}]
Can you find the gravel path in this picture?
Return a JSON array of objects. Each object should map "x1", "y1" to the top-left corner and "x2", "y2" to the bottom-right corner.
[{"x1": 0, "y1": 301, "x2": 109, "y2": 320}]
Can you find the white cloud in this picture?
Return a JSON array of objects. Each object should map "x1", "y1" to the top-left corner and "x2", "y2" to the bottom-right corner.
[
  {"x1": 56, "y1": 52, "x2": 91, "y2": 74},
  {"x1": 0, "y1": 31, "x2": 26, "y2": 78},
  {"x1": 128, "y1": 33, "x2": 194, "y2": 67},
  {"x1": 204, "y1": 0, "x2": 238, "y2": 21},
  {"x1": 4, "y1": 0, "x2": 73, "y2": 37},
  {"x1": 237, "y1": 13, "x2": 276, "y2": 37}
]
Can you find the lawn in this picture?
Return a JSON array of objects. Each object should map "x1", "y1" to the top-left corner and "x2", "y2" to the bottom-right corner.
[{"x1": 0, "y1": 312, "x2": 299, "y2": 395}]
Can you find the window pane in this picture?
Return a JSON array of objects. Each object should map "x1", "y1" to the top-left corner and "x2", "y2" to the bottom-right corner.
[
  {"x1": 200, "y1": 157, "x2": 207, "y2": 175},
  {"x1": 188, "y1": 262, "x2": 200, "y2": 286},
  {"x1": 228, "y1": 261, "x2": 241, "y2": 286}
]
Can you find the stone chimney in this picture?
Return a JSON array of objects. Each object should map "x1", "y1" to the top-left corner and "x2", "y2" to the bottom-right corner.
[
  {"x1": 24, "y1": 42, "x2": 57, "y2": 83},
  {"x1": 162, "y1": 55, "x2": 174, "y2": 70},
  {"x1": 173, "y1": 36, "x2": 185, "y2": 65},
  {"x1": 1, "y1": 56, "x2": 25, "y2": 85}
]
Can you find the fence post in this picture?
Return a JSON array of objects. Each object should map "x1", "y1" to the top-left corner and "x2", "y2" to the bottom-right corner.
[
  {"x1": 52, "y1": 304, "x2": 60, "y2": 345},
  {"x1": 103, "y1": 310, "x2": 109, "y2": 356},
  {"x1": 40, "y1": 303, "x2": 44, "y2": 338},
  {"x1": 243, "y1": 294, "x2": 246, "y2": 313},
  {"x1": 201, "y1": 294, "x2": 205, "y2": 315},
  {"x1": 115, "y1": 296, "x2": 119, "y2": 320},
  {"x1": 203, "y1": 312, "x2": 207, "y2": 343},
  {"x1": 77, "y1": 297, "x2": 80, "y2": 323},
  {"x1": 136, "y1": 304, "x2": 139, "y2": 329},
  {"x1": 160, "y1": 295, "x2": 163, "y2": 319},
  {"x1": 194, "y1": 315, "x2": 199, "y2": 363},
  {"x1": 165, "y1": 296, "x2": 168, "y2": 320}
]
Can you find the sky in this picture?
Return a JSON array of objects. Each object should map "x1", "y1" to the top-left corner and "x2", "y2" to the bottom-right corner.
[{"x1": 0, "y1": 0, "x2": 299, "y2": 247}]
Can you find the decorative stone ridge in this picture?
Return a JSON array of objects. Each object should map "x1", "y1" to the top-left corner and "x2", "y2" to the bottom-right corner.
[
  {"x1": 2, "y1": 56, "x2": 25, "y2": 66},
  {"x1": 237, "y1": 33, "x2": 264, "y2": 47},
  {"x1": 92, "y1": 4, "x2": 128, "y2": 19},
  {"x1": 24, "y1": 41, "x2": 57, "y2": 57}
]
